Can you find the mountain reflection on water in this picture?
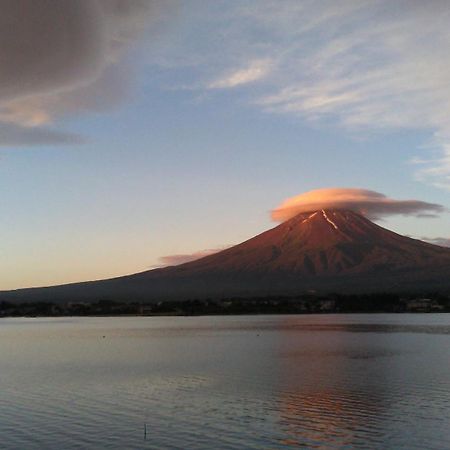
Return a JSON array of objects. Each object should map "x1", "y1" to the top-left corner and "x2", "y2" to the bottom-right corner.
[
  {"x1": 0, "y1": 314, "x2": 449, "y2": 449},
  {"x1": 276, "y1": 318, "x2": 389, "y2": 448},
  {"x1": 275, "y1": 316, "x2": 450, "y2": 449}
]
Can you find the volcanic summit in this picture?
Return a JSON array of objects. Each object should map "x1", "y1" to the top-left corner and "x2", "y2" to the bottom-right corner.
[
  {"x1": 171, "y1": 209, "x2": 450, "y2": 275},
  {"x1": 2, "y1": 209, "x2": 450, "y2": 302}
]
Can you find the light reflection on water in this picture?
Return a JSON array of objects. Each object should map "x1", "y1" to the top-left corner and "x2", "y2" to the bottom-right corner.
[{"x1": 0, "y1": 314, "x2": 449, "y2": 449}]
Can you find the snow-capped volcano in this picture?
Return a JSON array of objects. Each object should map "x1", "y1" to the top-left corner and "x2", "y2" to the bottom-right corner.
[
  {"x1": 2, "y1": 210, "x2": 450, "y2": 301},
  {"x1": 158, "y1": 209, "x2": 450, "y2": 277}
]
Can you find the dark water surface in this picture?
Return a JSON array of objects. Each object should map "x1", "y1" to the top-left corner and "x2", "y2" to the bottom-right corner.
[{"x1": 0, "y1": 314, "x2": 449, "y2": 449}]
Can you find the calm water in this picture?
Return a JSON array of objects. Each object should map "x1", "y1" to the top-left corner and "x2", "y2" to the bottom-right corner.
[{"x1": 0, "y1": 314, "x2": 449, "y2": 449}]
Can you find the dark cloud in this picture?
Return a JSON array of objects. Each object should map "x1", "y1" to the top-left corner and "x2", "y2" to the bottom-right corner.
[
  {"x1": 272, "y1": 188, "x2": 445, "y2": 222},
  {"x1": 0, "y1": 0, "x2": 103, "y2": 104},
  {"x1": 0, "y1": 0, "x2": 172, "y2": 144}
]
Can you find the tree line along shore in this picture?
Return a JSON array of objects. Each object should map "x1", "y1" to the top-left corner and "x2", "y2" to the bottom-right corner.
[{"x1": 1, "y1": 293, "x2": 449, "y2": 317}]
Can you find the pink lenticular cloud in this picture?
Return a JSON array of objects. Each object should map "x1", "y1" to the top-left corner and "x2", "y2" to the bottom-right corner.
[{"x1": 271, "y1": 188, "x2": 445, "y2": 222}]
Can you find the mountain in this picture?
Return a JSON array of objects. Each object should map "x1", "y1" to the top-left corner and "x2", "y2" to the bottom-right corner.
[{"x1": 2, "y1": 210, "x2": 450, "y2": 302}]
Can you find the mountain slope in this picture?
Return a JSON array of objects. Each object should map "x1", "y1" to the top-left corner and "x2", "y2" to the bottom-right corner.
[
  {"x1": 2, "y1": 210, "x2": 450, "y2": 302},
  {"x1": 157, "y1": 209, "x2": 450, "y2": 276}
]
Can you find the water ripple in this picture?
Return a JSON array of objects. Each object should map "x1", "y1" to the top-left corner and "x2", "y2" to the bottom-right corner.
[{"x1": 0, "y1": 315, "x2": 449, "y2": 449}]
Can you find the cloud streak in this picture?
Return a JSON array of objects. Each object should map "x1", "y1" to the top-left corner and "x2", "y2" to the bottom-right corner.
[
  {"x1": 271, "y1": 188, "x2": 445, "y2": 222},
  {"x1": 158, "y1": 247, "x2": 226, "y2": 266},
  {"x1": 209, "y1": 59, "x2": 272, "y2": 89},
  {"x1": 0, "y1": 123, "x2": 83, "y2": 146}
]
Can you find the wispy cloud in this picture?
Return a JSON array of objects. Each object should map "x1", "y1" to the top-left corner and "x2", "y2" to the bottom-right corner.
[
  {"x1": 209, "y1": 59, "x2": 272, "y2": 89},
  {"x1": 157, "y1": 0, "x2": 450, "y2": 188},
  {"x1": 271, "y1": 187, "x2": 445, "y2": 222}
]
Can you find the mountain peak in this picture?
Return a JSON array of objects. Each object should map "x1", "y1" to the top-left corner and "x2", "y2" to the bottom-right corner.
[
  {"x1": 279, "y1": 208, "x2": 379, "y2": 249},
  {"x1": 177, "y1": 208, "x2": 450, "y2": 279},
  {"x1": 2, "y1": 209, "x2": 450, "y2": 302}
]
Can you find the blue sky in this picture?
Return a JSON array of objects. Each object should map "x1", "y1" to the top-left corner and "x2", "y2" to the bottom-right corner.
[{"x1": 1, "y1": 1, "x2": 450, "y2": 289}]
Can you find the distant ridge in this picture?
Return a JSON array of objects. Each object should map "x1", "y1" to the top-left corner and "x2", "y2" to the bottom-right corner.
[{"x1": 2, "y1": 210, "x2": 450, "y2": 302}]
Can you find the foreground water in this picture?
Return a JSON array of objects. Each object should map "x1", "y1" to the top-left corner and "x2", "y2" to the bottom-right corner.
[{"x1": 0, "y1": 314, "x2": 449, "y2": 449}]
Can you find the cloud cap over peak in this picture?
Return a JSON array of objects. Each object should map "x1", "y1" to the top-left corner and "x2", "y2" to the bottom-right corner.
[{"x1": 271, "y1": 188, "x2": 445, "y2": 222}]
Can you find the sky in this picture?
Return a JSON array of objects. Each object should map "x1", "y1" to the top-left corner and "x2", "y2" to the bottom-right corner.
[{"x1": 1, "y1": 0, "x2": 450, "y2": 290}]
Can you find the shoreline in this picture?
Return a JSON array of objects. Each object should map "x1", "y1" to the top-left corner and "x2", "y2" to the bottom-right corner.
[{"x1": 2, "y1": 294, "x2": 449, "y2": 318}]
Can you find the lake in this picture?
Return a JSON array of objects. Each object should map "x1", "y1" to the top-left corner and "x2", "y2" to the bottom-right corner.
[{"x1": 0, "y1": 314, "x2": 449, "y2": 449}]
